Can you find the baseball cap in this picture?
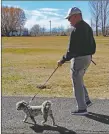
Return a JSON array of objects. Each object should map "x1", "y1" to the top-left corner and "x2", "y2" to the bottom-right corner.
[{"x1": 65, "y1": 7, "x2": 81, "y2": 19}]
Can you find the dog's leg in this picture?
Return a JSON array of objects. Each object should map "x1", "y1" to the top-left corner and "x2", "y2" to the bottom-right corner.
[
  {"x1": 41, "y1": 114, "x2": 48, "y2": 125},
  {"x1": 23, "y1": 114, "x2": 28, "y2": 122},
  {"x1": 30, "y1": 116, "x2": 36, "y2": 124},
  {"x1": 49, "y1": 113, "x2": 56, "y2": 126}
]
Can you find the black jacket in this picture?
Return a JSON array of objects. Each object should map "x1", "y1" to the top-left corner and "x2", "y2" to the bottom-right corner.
[{"x1": 61, "y1": 20, "x2": 96, "y2": 64}]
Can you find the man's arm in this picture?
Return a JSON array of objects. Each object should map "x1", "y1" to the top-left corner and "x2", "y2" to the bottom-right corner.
[{"x1": 58, "y1": 31, "x2": 76, "y2": 66}]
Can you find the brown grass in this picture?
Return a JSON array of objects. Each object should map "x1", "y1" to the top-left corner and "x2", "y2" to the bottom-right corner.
[{"x1": 2, "y1": 36, "x2": 109, "y2": 98}]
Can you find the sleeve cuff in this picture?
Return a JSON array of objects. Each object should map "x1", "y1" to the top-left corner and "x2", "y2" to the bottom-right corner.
[{"x1": 60, "y1": 56, "x2": 66, "y2": 64}]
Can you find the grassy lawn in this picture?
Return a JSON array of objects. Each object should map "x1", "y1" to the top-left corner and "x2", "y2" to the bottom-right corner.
[{"x1": 2, "y1": 36, "x2": 109, "y2": 98}]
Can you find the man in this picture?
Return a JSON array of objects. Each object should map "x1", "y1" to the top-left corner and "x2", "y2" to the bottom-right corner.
[{"x1": 57, "y1": 7, "x2": 96, "y2": 115}]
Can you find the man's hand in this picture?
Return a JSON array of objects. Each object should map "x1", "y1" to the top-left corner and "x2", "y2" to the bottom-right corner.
[{"x1": 57, "y1": 60, "x2": 63, "y2": 67}]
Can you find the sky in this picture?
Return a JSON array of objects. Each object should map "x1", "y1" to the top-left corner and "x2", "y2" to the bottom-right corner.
[{"x1": 2, "y1": 1, "x2": 92, "y2": 30}]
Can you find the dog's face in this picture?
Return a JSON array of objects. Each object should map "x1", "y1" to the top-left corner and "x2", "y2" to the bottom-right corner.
[
  {"x1": 42, "y1": 100, "x2": 52, "y2": 110},
  {"x1": 16, "y1": 100, "x2": 28, "y2": 110}
]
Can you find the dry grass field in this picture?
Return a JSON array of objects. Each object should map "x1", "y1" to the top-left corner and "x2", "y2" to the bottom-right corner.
[{"x1": 2, "y1": 36, "x2": 109, "y2": 98}]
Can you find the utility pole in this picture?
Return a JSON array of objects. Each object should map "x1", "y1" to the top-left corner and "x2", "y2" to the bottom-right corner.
[{"x1": 49, "y1": 20, "x2": 51, "y2": 35}]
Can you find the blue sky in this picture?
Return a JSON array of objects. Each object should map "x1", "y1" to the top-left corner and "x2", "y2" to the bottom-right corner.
[{"x1": 2, "y1": 1, "x2": 91, "y2": 30}]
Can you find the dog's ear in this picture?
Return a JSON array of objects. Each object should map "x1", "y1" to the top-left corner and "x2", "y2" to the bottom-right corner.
[
  {"x1": 47, "y1": 100, "x2": 53, "y2": 106},
  {"x1": 16, "y1": 102, "x2": 20, "y2": 110},
  {"x1": 42, "y1": 101, "x2": 47, "y2": 107},
  {"x1": 17, "y1": 100, "x2": 28, "y2": 106},
  {"x1": 42, "y1": 100, "x2": 53, "y2": 108},
  {"x1": 22, "y1": 101, "x2": 29, "y2": 106}
]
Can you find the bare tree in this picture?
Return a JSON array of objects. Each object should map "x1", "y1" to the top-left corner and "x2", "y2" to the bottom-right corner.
[
  {"x1": 2, "y1": 6, "x2": 26, "y2": 36},
  {"x1": 2, "y1": 6, "x2": 10, "y2": 36},
  {"x1": 51, "y1": 26, "x2": 65, "y2": 36},
  {"x1": 89, "y1": 0, "x2": 109, "y2": 36},
  {"x1": 100, "y1": 0, "x2": 109, "y2": 36},
  {"x1": 30, "y1": 24, "x2": 41, "y2": 36},
  {"x1": 40, "y1": 26, "x2": 46, "y2": 35},
  {"x1": 90, "y1": 19, "x2": 95, "y2": 30},
  {"x1": 89, "y1": 1, "x2": 101, "y2": 36},
  {"x1": 52, "y1": 27, "x2": 58, "y2": 35},
  {"x1": 57, "y1": 25, "x2": 65, "y2": 35}
]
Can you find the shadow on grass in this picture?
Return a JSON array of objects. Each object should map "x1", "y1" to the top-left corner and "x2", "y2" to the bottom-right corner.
[
  {"x1": 86, "y1": 112, "x2": 109, "y2": 124},
  {"x1": 30, "y1": 124, "x2": 76, "y2": 134}
]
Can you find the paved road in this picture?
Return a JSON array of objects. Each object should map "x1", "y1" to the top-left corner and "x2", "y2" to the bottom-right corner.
[{"x1": 2, "y1": 96, "x2": 109, "y2": 134}]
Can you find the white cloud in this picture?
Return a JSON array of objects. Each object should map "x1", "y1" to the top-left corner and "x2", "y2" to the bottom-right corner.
[
  {"x1": 24, "y1": 15, "x2": 70, "y2": 30},
  {"x1": 24, "y1": 8, "x2": 91, "y2": 30},
  {"x1": 24, "y1": 8, "x2": 67, "y2": 30},
  {"x1": 39, "y1": 8, "x2": 62, "y2": 12},
  {"x1": 41, "y1": 11, "x2": 63, "y2": 17},
  {"x1": 2, "y1": 4, "x2": 20, "y2": 8},
  {"x1": 24, "y1": 16, "x2": 38, "y2": 29},
  {"x1": 24, "y1": 9, "x2": 44, "y2": 17}
]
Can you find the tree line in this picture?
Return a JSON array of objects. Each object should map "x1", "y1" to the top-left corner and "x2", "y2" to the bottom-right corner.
[
  {"x1": 89, "y1": 0, "x2": 109, "y2": 36},
  {"x1": 1, "y1": 6, "x2": 71, "y2": 36},
  {"x1": 2, "y1": 1, "x2": 109, "y2": 37},
  {"x1": 2, "y1": 6, "x2": 26, "y2": 36}
]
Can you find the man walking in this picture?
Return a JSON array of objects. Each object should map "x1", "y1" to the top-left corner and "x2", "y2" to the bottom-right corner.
[{"x1": 57, "y1": 7, "x2": 96, "y2": 115}]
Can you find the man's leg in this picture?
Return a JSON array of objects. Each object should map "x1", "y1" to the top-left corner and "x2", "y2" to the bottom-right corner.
[
  {"x1": 83, "y1": 85, "x2": 92, "y2": 107},
  {"x1": 71, "y1": 55, "x2": 91, "y2": 111},
  {"x1": 83, "y1": 85, "x2": 90, "y2": 102}
]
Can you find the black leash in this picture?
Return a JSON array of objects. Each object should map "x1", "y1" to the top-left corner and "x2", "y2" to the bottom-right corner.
[
  {"x1": 91, "y1": 60, "x2": 96, "y2": 65},
  {"x1": 29, "y1": 66, "x2": 59, "y2": 104},
  {"x1": 29, "y1": 90, "x2": 42, "y2": 104},
  {"x1": 29, "y1": 59, "x2": 96, "y2": 104}
]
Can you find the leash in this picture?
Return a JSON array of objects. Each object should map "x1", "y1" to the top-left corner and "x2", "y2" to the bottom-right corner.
[
  {"x1": 91, "y1": 55, "x2": 96, "y2": 65},
  {"x1": 29, "y1": 59, "x2": 96, "y2": 104},
  {"x1": 91, "y1": 59, "x2": 96, "y2": 65},
  {"x1": 29, "y1": 89, "x2": 42, "y2": 104},
  {"x1": 29, "y1": 66, "x2": 59, "y2": 104},
  {"x1": 37, "y1": 66, "x2": 59, "y2": 89}
]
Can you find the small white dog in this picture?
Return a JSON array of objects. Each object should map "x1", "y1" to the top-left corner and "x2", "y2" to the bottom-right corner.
[{"x1": 16, "y1": 100, "x2": 56, "y2": 126}]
